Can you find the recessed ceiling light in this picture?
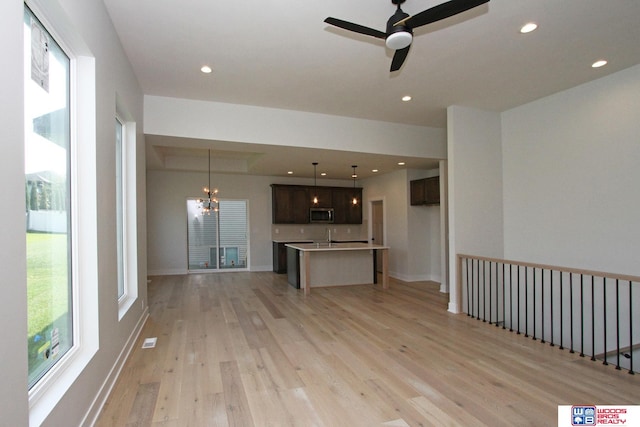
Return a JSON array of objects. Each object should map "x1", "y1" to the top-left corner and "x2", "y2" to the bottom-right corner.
[
  {"x1": 402, "y1": 95, "x2": 412, "y2": 102},
  {"x1": 372, "y1": 169, "x2": 379, "y2": 173},
  {"x1": 520, "y1": 22, "x2": 538, "y2": 34},
  {"x1": 287, "y1": 171, "x2": 293, "y2": 175},
  {"x1": 201, "y1": 65, "x2": 212, "y2": 73},
  {"x1": 321, "y1": 172, "x2": 327, "y2": 176},
  {"x1": 592, "y1": 60, "x2": 607, "y2": 68},
  {"x1": 398, "y1": 162, "x2": 405, "y2": 166}
]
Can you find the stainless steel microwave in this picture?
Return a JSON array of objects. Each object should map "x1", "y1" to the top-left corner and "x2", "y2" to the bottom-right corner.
[{"x1": 310, "y1": 208, "x2": 334, "y2": 223}]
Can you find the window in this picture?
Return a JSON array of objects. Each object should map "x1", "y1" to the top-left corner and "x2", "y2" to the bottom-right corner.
[
  {"x1": 24, "y1": 3, "x2": 99, "y2": 423},
  {"x1": 114, "y1": 103, "x2": 138, "y2": 317},
  {"x1": 24, "y1": 4, "x2": 72, "y2": 389},
  {"x1": 116, "y1": 117, "x2": 125, "y2": 299},
  {"x1": 187, "y1": 199, "x2": 248, "y2": 270}
]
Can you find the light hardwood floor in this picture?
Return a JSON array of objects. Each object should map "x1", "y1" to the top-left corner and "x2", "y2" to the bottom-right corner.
[{"x1": 96, "y1": 272, "x2": 639, "y2": 426}]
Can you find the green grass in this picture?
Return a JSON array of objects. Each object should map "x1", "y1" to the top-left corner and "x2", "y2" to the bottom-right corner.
[{"x1": 26, "y1": 232, "x2": 71, "y2": 384}]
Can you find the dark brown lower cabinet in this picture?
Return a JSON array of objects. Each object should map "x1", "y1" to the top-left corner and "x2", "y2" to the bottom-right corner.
[
  {"x1": 286, "y1": 246, "x2": 300, "y2": 288},
  {"x1": 273, "y1": 241, "x2": 310, "y2": 274}
]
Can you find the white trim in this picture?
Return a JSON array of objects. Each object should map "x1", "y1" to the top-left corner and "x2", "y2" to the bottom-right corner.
[
  {"x1": 148, "y1": 265, "x2": 273, "y2": 276},
  {"x1": 448, "y1": 301, "x2": 461, "y2": 314},
  {"x1": 188, "y1": 268, "x2": 251, "y2": 274},
  {"x1": 244, "y1": 199, "x2": 251, "y2": 271},
  {"x1": 148, "y1": 268, "x2": 189, "y2": 276},
  {"x1": 116, "y1": 100, "x2": 139, "y2": 320},
  {"x1": 79, "y1": 309, "x2": 148, "y2": 426},
  {"x1": 367, "y1": 195, "x2": 386, "y2": 246},
  {"x1": 116, "y1": 115, "x2": 126, "y2": 300},
  {"x1": 390, "y1": 272, "x2": 440, "y2": 283},
  {"x1": 439, "y1": 160, "x2": 449, "y2": 294},
  {"x1": 446, "y1": 107, "x2": 459, "y2": 314},
  {"x1": 250, "y1": 265, "x2": 273, "y2": 272}
]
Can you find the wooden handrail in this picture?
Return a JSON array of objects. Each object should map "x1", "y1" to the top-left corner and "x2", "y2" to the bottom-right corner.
[{"x1": 457, "y1": 254, "x2": 640, "y2": 283}]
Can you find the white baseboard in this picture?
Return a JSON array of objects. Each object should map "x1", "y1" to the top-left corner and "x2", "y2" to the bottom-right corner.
[
  {"x1": 147, "y1": 268, "x2": 187, "y2": 276},
  {"x1": 250, "y1": 265, "x2": 273, "y2": 272},
  {"x1": 389, "y1": 271, "x2": 441, "y2": 283},
  {"x1": 448, "y1": 301, "x2": 461, "y2": 314},
  {"x1": 80, "y1": 307, "x2": 149, "y2": 426},
  {"x1": 148, "y1": 265, "x2": 273, "y2": 276}
]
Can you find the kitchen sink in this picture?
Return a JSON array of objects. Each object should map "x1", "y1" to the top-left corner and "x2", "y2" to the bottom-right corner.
[{"x1": 313, "y1": 241, "x2": 341, "y2": 248}]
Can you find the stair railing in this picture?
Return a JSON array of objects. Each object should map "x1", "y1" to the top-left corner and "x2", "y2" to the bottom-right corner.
[{"x1": 457, "y1": 254, "x2": 640, "y2": 374}]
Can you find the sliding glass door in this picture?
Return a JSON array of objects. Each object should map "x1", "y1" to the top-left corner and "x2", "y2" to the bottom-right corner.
[{"x1": 187, "y1": 199, "x2": 248, "y2": 271}]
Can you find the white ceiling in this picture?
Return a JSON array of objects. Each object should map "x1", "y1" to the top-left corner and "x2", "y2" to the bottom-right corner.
[{"x1": 103, "y1": 0, "x2": 640, "y2": 178}]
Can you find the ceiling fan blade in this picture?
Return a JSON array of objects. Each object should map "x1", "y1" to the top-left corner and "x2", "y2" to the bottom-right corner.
[
  {"x1": 402, "y1": 0, "x2": 489, "y2": 29},
  {"x1": 390, "y1": 45, "x2": 411, "y2": 72},
  {"x1": 324, "y1": 17, "x2": 387, "y2": 39}
]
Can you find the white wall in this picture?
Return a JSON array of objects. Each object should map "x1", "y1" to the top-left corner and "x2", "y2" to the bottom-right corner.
[
  {"x1": 502, "y1": 64, "x2": 640, "y2": 277},
  {"x1": 145, "y1": 96, "x2": 447, "y2": 159},
  {"x1": 148, "y1": 170, "x2": 274, "y2": 274},
  {"x1": 0, "y1": 1, "x2": 30, "y2": 425},
  {"x1": 447, "y1": 106, "x2": 504, "y2": 312},
  {"x1": 407, "y1": 169, "x2": 442, "y2": 282},
  {"x1": 362, "y1": 170, "x2": 409, "y2": 278},
  {"x1": 0, "y1": 0, "x2": 147, "y2": 425},
  {"x1": 447, "y1": 65, "x2": 640, "y2": 313},
  {"x1": 360, "y1": 169, "x2": 440, "y2": 282}
]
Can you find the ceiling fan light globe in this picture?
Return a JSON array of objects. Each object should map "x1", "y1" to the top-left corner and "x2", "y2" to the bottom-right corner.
[{"x1": 386, "y1": 31, "x2": 412, "y2": 50}]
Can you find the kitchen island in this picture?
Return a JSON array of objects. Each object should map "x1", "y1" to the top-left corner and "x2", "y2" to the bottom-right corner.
[{"x1": 285, "y1": 242, "x2": 389, "y2": 295}]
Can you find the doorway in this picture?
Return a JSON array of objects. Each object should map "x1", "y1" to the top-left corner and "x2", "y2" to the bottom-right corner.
[
  {"x1": 187, "y1": 199, "x2": 248, "y2": 271},
  {"x1": 371, "y1": 199, "x2": 384, "y2": 273}
]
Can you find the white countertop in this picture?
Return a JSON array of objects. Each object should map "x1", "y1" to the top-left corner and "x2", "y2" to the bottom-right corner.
[
  {"x1": 273, "y1": 239, "x2": 367, "y2": 243},
  {"x1": 285, "y1": 242, "x2": 389, "y2": 252}
]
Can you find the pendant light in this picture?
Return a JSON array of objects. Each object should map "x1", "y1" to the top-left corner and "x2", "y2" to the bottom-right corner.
[
  {"x1": 198, "y1": 149, "x2": 219, "y2": 215},
  {"x1": 351, "y1": 165, "x2": 358, "y2": 206},
  {"x1": 312, "y1": 162, "x2": 319, "y2": 205}
]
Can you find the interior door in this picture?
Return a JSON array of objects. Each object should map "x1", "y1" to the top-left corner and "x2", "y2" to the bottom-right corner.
[{"x1": 371, "y1": 200, "x2": 384, "y2": 273}]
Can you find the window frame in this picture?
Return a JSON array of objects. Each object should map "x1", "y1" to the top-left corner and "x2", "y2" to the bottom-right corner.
[
  {"x1": 115, "y1": 100, "x2": 138, "y2": 319},
  {"x1": 116, "y1": 115, "x2": 126, "y2": 300},
  {"x1": 25, "y1": 1, "x2": 99, "y2": 424},
  {"x1": 24, "y1": 3, "x2": 73, "y2": 390}
]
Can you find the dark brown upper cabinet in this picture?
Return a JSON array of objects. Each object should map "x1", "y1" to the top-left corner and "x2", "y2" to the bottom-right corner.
[
  {"x1": 410, "y1": 176, "x2": 440, "y2": 206},
  {"x1": 331, "y1": 187, "x2": 363, "y2": 224},
  {"x1": 272, "y1": 185, "x2": 309, "y2": 224},
  {"x1": 309, "y1": 186, "x2": 332, "y2": 209},
  {"x1": 271, "y1": 184, "x2": 363, "y2": 224}
]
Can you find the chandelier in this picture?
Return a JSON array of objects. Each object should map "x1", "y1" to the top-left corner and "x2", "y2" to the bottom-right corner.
[{"x1": 198, "y1": 149, "x2": 218, "y2": 215}]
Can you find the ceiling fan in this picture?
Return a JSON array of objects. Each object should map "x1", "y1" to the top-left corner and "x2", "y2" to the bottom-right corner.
[{"x1": 324, "y1": 0, "x2": 490, "y2": 72}]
